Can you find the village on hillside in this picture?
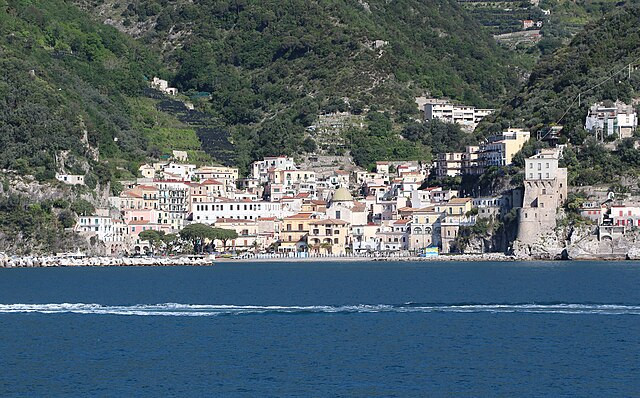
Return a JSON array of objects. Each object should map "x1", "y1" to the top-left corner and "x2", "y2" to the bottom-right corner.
[{"x1": 63, "y1": 92, "x2": 640, "y2": 259}]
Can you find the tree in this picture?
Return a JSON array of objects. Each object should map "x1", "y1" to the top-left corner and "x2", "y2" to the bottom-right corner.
[
  {"x1": 58, "y1": 209, "x2": 76, "y2": 229},
  {"x1": 139, "y1": 230, "x2": 166, "y2": 254},
  {"x1": 70, "y1": 199, "x2": 95, "y2": 216},
  {"x1": 162, "y1": 233, "x2": 178, "y2": 254},
  {"x1": 213, "y1": 227, "x2": 239, "y2": 252},
  {"x1": 179, "y1": 223, "x2": 217, "y2": 254}
]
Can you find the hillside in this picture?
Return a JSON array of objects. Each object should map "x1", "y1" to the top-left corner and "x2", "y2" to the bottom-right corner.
[
  {"x1": 74, "y1": 0, "x2": 525, "y2": 169},
  {"x1": 0, "y1": 0, "x2": 213, "y2": 252},
  {"x1": 479, "y1": 2, "x2": 640, "y2": 186},
  {"x1": 0, "y1": 0, "x2": 162, "y2": 183}
]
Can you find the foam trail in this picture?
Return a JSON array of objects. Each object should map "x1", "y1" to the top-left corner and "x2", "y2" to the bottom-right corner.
[{"x1": 0, "y1": 303, "x2": 639, "y2": 317}]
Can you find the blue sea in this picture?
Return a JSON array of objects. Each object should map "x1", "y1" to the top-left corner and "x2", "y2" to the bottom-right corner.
[{"x1": 1, "y1": 261, "x2": 639, "y2": 397}]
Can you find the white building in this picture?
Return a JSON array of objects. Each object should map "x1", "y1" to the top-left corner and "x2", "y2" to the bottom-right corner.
[
  {"x1": 251, "y1": 156, "x2": 296, "y2": 183},
  {"x1": 424, "y1": 99, "x2": 494, "y2": 130},
  {"x1": 191, "y1": 200, "x2": 296, "y2": 224},
  {"x1": 75, "y1": 215, "x2": 114, "y2": 241},
  {"x1": 151, "y1": 77, "x2": 178, "y2": 96},
  {"x1": 585, "y1": 101, "x2": 637, "y2": 140},
  {"x1": 55, "y1": 173, "x2": 85, "y2": 185}
]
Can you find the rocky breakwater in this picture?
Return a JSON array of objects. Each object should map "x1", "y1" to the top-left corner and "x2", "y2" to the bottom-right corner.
[
  {"x1": 379, "y1": 253, "x2": 516, "y2": 262},
  {"x1": 0, "y1": 254, "x2": 214, "y2": 268}
]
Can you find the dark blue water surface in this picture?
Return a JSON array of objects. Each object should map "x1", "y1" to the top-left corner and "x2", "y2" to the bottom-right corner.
[{"x1": 1, "y1": 261, "x2": 639, "y2": 397}]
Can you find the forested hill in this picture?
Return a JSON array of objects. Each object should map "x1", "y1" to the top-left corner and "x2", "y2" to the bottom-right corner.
[
  {"x1": 0, "y1": 0, "x2": 184, "y2": 187},
  {"x1": 478, "y1": 3, "x2": 640, "y2": 186},
  {"x1": 480, "y1": 2, "x2": 640, "y2": 143},
  {"x1": 74, "y1": 0, "x2": 524, "y2": 166}
]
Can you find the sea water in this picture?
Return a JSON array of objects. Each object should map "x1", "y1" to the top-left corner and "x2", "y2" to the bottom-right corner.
[{"x1": 0, "y1": 261, "x2": 639, "y2": 396}]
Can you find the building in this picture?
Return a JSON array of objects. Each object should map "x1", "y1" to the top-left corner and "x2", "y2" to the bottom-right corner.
[
  {"x1": 462, "y1": 146, "x2": 481, "y2": 175},
  {"x1": 251, "y1": 156, "x2": 296, "y2": 183},
  {"x1": 151, "y1": 77, "x2": 178, "y2": 96},
  {"x1": 308, "y1": 219, "x2": 350, "y2": 255},
  {"x1": 409, "y1": 207, "x2": 442, "y2": 251},
  {"x1": 585, "y1": 101, "x2": 637, "y2": 140},
  {"x1": 518, "y1": 148, "x2": 568, "y2": 245},
  {"x1": 478, "y1": 129, "x2": 530, "y2": 169},
  {"x1": 194, "y1": 166, "x2": 239, "y2": 189},
  {"x1": 155, "y1": 180, "x2": 191, "y2": 232},
  {"x1": 55, "y1": 174, "x2": 84, "y2": 185},
  {"x1": 192, "y1": 199, "x2": 295, "y2": 224},
  {"x1": 435, "y1": 152, "x2": 464, "y2": 177},
  {"x1": 435, "y1": 145, "x2": 482, "y2": 177},
  {"x1": 172, "y1": 150, "x2": 188, "y2": 162},
  {"x1": 438, "y1": 198, "x2": 474, "y2": 253},
  {"x1": 473, "y1": 196, "x2": 509, "y2": 219},
  {"x1": 352, "y1": 224, "x2": 380, "y2": 253},
  {"x1": 138, "y1": 164, "x2": 156, "y2": 179},
  {"x1": 280, "y1": 213, "x2": 317, "y2": 252},
  {"x1": 376, "y1": 219, "x2": 410, "y2": 251},
  {"x1": 608, "y1": 205, "x2": 640, "y2": 229},
  {"x1": 424, "y1": 99, "x2": 494, "y2": 130}
]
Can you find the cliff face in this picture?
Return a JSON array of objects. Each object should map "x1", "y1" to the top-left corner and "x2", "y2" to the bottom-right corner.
[
  {"x1": 512, "y1": 223, "x2": 640, "y2": 260},
  {"x1": 0, "y1": 174, "x2": 109, "y2": 255}
]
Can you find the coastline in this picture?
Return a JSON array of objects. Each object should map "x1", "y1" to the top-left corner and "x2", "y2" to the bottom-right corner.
[{"x1": 0, "y1": 252, "x2": 636, "y2": 267}]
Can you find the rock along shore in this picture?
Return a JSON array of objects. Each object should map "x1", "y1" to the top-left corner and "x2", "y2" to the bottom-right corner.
[{"x1": 0, "y1": 255, "x2": 214, "y2": 268}]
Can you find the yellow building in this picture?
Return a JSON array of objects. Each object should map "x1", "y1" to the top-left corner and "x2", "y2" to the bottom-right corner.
[
  {"x1": 409, "y1": 207, "x2": 443, "y2": 251},
  {"x1": 308, "y1": 219, "x2": 350, "y2": 255},
  {"x1": 280, "y1": 213, "x2": 316, "y2": 252}
]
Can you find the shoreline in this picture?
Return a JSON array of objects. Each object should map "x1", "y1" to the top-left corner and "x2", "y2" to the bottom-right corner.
[{"x1": 0, "y1": 253, "x2": 636, "y2": 267}]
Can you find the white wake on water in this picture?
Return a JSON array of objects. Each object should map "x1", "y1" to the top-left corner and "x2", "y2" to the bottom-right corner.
[{"x1": 0, "y1": 303, "x2": 639, "y2": 316}]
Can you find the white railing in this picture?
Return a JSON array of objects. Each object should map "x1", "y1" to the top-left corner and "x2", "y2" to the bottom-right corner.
[{"x1": 241, "y1": 251, "x2": 415, "y2": 260}]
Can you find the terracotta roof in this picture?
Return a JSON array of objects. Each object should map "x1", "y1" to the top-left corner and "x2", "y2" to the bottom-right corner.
[
  {"x1": 352, "y1": 203, "x2": 366, "y2": 212},
  {"x1": 284, "y1": 213, "x2": 314, "y2": 220},
  {"x1": 137, "y1": 185, "x2": 158, "y2": 191},
  {"x1": 202, "y1": 179, "x2": 223, "y2": 185},
  {"x1": 393, "y1": 219, "x2": 411, "y2": 225},
  {"x1": 307, "y1": 200, "x2": 327, "y2": 205},
  {"x1": 128, "y1": 220, "x2": 150, "y2": 225},
  {"x1": 416, "y1": 206, "x2": 437, "y2": 213},
  {"x1": 257, "y1": 217, "x2": 276, "y2": 221},
  {"x1": 215, "y1": 218, "x2": 254, "y2": 224},
  {"x1": 309, "y1": 219, "x2": 348, "y2": 226},
  {"x1": 448, "y1": 197, "x2": 472, "y2": 204},
  {"x1": 122, "y1": 191, "x2": 142, "y2": 198}
]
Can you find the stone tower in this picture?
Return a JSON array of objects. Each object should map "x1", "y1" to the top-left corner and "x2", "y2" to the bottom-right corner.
[{"x1": 517, "y1": 148, "x2": 568, "y2": 245}]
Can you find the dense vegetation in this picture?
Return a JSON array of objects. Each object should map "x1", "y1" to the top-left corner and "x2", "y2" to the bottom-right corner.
[
  {"x1": 479, "y1": 2, "x2": 640, "y2": 185},
  {"x1": 75, "y1": 0, "x2": 524, "y2": 170},
  {"x1": 0, "y1": 0, "x2": 166, "y2": 184}
]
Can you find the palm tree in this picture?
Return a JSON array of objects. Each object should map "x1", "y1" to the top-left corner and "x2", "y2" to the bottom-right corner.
[{"x1": 320, "y1": 242, "x2": 332, "y2": 254}]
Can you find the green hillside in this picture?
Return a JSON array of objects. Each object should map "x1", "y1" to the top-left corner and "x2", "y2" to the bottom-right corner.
[
  {"x1": 74, "y1": 0, "x2": 525, "y2": 169},
  {"x1": 0, "y1": 0, "x2": 170, "y2": 184},
  {"x1": 480, "y1": 3, "x2": 640, "y2": 186}
]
